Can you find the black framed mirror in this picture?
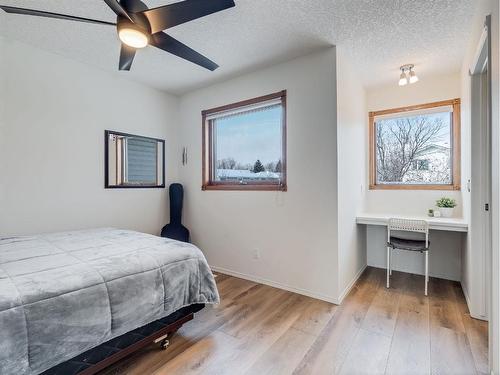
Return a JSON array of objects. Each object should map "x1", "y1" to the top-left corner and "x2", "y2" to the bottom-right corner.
[{"x1": 105, "y1": 130, "x2": 165, "y2": 189}]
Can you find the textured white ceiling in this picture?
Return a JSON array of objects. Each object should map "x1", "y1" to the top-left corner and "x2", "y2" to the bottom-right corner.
[{"x1": 0, "y1": 0, "x2": 480, "y2": 94}]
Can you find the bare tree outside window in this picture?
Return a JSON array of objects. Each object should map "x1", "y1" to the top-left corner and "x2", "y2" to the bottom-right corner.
[
  {"x1": 369, "y1": 99, "x2": 460, "y2": 190},
  {"x1": 375, "y1": 112, "x2": 452, "y2": 185}
]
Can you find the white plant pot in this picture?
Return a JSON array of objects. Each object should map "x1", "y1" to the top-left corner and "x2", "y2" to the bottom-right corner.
[{"x1": 439, "y1": 207, "x2": 454, "y2": 218}]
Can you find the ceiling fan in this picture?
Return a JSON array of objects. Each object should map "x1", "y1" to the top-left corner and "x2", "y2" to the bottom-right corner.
[{"x1": 0, "y1": 0, "x2": 235, "y2": 71}]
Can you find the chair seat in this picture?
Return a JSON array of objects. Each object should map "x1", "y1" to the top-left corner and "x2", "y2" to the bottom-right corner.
[{"x1": 388, "y1": 236, "x2": 429, "y2": 251}]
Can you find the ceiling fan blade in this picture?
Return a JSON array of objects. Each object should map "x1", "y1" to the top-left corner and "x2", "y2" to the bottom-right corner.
[
  {"x1": 119, "y1": 44, "x2": 136, "y2": 71},
  {"x1": 150, "y1": 32, "x2": 218, "y2": 71},
  {"x1": 0, "y1": 5, "x2": 116, "y2": 26},
  {"x1": 103, "y1": 0, "x2": 133, "y2": 22},
  {"x1": 120, "y1": 0, "x2": 148, "y2": 13},
  {"x1": 141, "y1": 0, "x2": 235, "y2": 34}
]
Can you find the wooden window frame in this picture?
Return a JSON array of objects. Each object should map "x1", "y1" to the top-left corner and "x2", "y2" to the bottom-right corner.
[
  {"x1": 369, "y1": 98, "x2": 461, "y2": 191},
  {"x1": 201, "y1": 91, "x2": 287, "y2": 191}
]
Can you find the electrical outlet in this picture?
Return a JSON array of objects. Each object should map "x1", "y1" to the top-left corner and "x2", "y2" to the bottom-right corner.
[{"x1": 252, "y1": 248, "x2": 261, "y2": 260}]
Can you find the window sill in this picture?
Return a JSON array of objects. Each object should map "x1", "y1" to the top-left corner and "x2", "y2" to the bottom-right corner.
[
  {"x1": 369, "y1": 184, "x2": 461, "y2": 191},
  {"x1": 202, "y1": 184, "x2": 287, "y2": 191}
]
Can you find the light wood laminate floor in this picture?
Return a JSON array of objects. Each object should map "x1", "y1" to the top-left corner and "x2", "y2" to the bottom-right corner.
[{"x1": 99, "y1": 267, "x2": 488, "y2": 375}]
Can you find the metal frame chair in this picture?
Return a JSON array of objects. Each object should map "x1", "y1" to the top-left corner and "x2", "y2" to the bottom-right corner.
[{"x1": 387, "y1": 218, "x2": 430, "y2": 295}]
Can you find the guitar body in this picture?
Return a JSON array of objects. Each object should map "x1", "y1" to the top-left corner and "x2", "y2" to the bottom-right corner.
[
  {"x1": 161, "y1": 223, "x2": 190, "y2": 243},
  {"x1": 161, "y1": 183, "x2": 190, "y2": 243}
]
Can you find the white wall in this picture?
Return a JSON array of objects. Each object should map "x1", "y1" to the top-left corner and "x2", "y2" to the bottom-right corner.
[
  {"x1": 460, "y1": 29, "x2": 475, "y2": 317},
  {"x1": 336, "y1": 47, "x2": 368, "y2": 300},
  {"x1": 367, "y1": 73, "x2": 462, "y2": 111},
  {"x1": 364, "y1": 73, "x2": 464, "y2": 281},
  {"x1": 0, "y1": 39, "x2": 179, "y2": 236},
  {"x1": 178, "y1": 48, "x2": 340, "y2": 302}
]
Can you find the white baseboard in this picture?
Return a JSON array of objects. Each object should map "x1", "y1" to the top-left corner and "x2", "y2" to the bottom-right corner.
[
  {"x1": 461, "y1": 281, "x2": 488, "y2": 321},
  {"x1": 337, "y1": 264, "x2": 368, "y2": 304},
  {"x1": 461, "y1": 280, "x2": 472, "y2": 308},
  {"x1": 210, "y1": 265, "x2": 338, "y2": 304}
]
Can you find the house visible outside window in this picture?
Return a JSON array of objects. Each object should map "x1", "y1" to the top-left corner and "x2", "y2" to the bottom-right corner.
[
  {"x1": 369, "y1": 99, "x2": 461, "y2": 190},
  {"x1": 202, "y1": 91, "x2": 287, "y2": 191},
  {"x1": 411, "y1": 159, "x2": 430, "y2": 171}
]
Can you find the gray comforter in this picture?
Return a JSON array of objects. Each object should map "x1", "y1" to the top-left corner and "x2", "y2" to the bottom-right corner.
[{"x1": 0, "y1": 228, "x2": 219, "y2": 375}]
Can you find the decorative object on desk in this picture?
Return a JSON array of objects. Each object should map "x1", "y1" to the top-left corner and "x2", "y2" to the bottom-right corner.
[
  {"x1": 161, "y1": 183, "x2": 190, "y2": 243},
  {"x1": 428, "y1": 208, "x2": 434, "y2": 217},
  {"x1": 433, "y1": 210, "x2": 441, "y2": 217},
  {"x1": 436, "y1": 197, "x2": 457, "y2": 218}
]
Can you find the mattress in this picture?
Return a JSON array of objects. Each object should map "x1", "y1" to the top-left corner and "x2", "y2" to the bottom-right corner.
[{"x1": 0, "y1": 228, "x2": 219, "y2": 375}]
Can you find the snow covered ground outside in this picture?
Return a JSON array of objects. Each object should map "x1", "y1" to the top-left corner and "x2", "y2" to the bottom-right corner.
[{"x1": 216, "y1": 169, "x2": 280, "y2": 181}]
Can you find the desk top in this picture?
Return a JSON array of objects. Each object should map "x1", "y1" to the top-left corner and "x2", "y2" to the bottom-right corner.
[{"x1": 356, "y1": 213, "x2": 468, "y2": 232}]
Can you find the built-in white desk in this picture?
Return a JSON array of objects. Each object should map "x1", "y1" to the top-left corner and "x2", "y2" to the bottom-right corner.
[
  {"x1": 356, "y1": 213, "x2": 468, "y2": 232},
  {"x1": 356, "y1": 212, "x2": 467, "y2": 286}
]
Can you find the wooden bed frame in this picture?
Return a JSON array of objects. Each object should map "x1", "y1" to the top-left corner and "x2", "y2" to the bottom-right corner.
[{"x1": 42, "y1": 304, "x2": 205, "y2": 375}]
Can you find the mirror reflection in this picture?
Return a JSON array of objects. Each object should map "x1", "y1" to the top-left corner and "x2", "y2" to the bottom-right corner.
[{"x1": 105, "y1": 130, "x2": 165, "y2": 188}]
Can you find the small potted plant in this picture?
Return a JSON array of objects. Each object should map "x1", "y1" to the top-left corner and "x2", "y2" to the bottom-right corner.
[{"x1": 436, "y1": 197, "x2": 457, "y2": 218}]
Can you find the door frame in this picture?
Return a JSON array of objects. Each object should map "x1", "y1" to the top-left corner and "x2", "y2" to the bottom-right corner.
[{"x1": 470, "y1": 14, "x2": 493, "y2": 372}]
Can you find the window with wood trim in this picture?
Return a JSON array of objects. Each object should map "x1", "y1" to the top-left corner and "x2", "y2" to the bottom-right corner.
[
  {"x1": 369, "y1": 99, "x2": 461, "y2": 190},
  {"x1": 202, "y1": 91, "x2": 287, "y2": 191}
]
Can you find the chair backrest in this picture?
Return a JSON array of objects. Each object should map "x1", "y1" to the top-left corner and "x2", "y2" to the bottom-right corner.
[{"x1": 388, "y1": 218, "x2": 429, "y2": 246}]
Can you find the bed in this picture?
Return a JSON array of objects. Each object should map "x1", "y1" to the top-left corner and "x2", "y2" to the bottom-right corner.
[{"x1": 0, "y1": 228, "x2": 219, "y2": 375}]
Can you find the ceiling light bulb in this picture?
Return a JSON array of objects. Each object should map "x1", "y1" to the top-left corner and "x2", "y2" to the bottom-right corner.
[
  {"x1": 409, "y1": 69, "x2": 419, "y2": 84},
  {"x1": 398, "y1": 71, "x2": 408, "y2": 86},
  {"x1": 119, "y1": 28, "x2": 148, "y2": 49}
]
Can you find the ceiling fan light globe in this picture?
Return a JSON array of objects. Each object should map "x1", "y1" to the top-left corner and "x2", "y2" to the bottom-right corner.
[
  {"x1": 398, "y1": 72, "x2": 408, "y2": 86},
  {"x1": 119, "y1": 28, "x2": 149, "y2": 48},
  {"x1": 409, "y1": 70, "x2": 419, "y2": 84}
]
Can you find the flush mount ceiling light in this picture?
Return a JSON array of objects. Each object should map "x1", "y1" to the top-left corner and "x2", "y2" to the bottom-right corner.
[
  {"x1": 398, "y1": 64, "x2": 419, "y2": 86},
  {"x1": 409, "y1": 68, "x2": 419, "y2": 84},
  {"x1": 399, "y1": 70, "x2": 408, "y2": 86}
]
